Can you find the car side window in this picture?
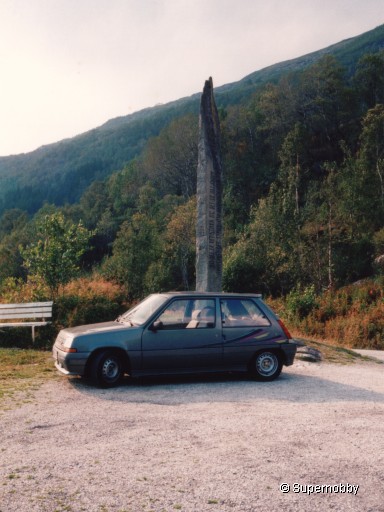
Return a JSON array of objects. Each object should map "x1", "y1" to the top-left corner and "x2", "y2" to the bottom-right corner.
[
  {"x1": 156, "y1": 299, "x2": 216, "y2": 329},
  {"x1": 220, "y1": 299, "x2": 270, "y2": 327},
  {"x1": 187, "y1": 300, "x2": 216, "y2": 329}
]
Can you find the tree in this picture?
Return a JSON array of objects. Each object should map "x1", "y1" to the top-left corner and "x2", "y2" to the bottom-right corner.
[
  {"x1": 298, "y1": 55, "x2": 356, "y2": 165},
  {"x1": 164, "y1": 198, "x2": 196, "y2": 290},
  {"x1": 278, "y1": 123, "x2": 308, "y2": 217},
  {"x1": 102, "y1": 213, "x2": 160, "y2": 299},
  {"x1": 223, "y1": 196, "x2": 300, "y2": 296},
  {"x1": 257, "y1": 77, "x2": 298, "y2": 160},
  {"x1": 359, "y1": 104, "x2": 384, "y2": 216},
  {"x1": 0, "y1": 209, "x2": 30, "y2": 281},
  {"x1": 79, "y1": 181, "x2": 111, "y2": 230},
  {"x1": 20, "y1": 213, "x2": 92, "y2": 299},
  {"x1": 107, "y1": 161, "x2": 144, "y2": 218},
  {"x1": 354, "y1": 52, "x2": 384, "y2": 110},
  {"x1": 141, "y1": 114, "x2": 199, "y2": 199},
  {"x1": 221, "y1": 102, "x2": 272, "y2": 228},
  {"x1": 0, "y1": 209, "x2": 29, "y2": 239}
]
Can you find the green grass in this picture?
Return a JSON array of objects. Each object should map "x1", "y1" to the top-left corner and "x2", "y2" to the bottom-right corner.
[{"x1": 0, "y1": 348, "x2": 56, "y2": 406}]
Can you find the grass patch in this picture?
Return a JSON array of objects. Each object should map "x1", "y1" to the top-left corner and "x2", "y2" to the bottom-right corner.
[
  {"x1": 0, "y1": 348, "x2": 55, "y2": 406},
  {"x1": 295, "y1": 337, "x2": 383, "y2": 364}
]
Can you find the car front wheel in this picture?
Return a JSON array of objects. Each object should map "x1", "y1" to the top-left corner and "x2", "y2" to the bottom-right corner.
[
  {"x1": 251, "y1": 351, "x2": 282, "y2": 381},
  {"x1": 91, "y1": 351, "x2": 124, "y2": 387}
]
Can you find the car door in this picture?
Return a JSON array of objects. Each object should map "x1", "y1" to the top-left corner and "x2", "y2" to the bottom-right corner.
[
  {"x1": 220, "y1": 298, "x2": 272, "y2": 367},
  {"x1": 141, "y1": 297, "x2": 223, "y2": 372}
]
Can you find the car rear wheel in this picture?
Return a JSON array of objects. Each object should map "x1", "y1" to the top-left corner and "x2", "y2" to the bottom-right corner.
[
  {"x1": 251, "y1": 351, "x2": 282, "y2": 381},
  {"x1": 91, "y1": 351, "x2": 124, "y2": 388}
]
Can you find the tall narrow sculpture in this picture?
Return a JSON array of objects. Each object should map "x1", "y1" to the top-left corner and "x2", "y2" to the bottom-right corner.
[{"x1": 196, "y1": 77, "x2": 223, "y2": 292}]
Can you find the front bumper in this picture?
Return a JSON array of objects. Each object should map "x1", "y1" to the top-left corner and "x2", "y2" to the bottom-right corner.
[{"x1": 53, "y1": 344, "x2": 89, "y2": 376}]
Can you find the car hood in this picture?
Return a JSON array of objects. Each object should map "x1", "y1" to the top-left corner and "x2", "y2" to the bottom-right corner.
[{"x1": 63, "y1": 321, "x2": 137, "y2": 336}]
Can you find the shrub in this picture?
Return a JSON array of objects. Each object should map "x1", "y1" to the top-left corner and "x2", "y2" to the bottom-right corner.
[
  {"x1": 0, "y1": 275, "x2": 129, "y2": 349},
  {"x1": 0, "y1": 276, "x2": 50, "y2": 303},
  {"x1": 54, "y1": 277, "x2": 128, "y2": 332},
  {"x1": 286, "y1": 285, "x2": 318, "y2": 320},
  {"x1": 269, "y1": 278, "x2": 383, "y2": 349}
]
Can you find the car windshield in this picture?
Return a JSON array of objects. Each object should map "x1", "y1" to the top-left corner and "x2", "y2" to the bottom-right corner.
[{"x1": 119, "y1": 294, "x2": 169, "y2": 326}]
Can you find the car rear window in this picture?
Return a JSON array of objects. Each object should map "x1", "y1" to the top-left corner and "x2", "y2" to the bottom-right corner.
[{"x1": 220, "y1": 299, "x2": 270, "y2": 327}]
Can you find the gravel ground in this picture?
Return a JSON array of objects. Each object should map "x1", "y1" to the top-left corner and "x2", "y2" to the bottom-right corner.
[{"x1": 1, "y1": 358, "x2": 384, "y2": 512}]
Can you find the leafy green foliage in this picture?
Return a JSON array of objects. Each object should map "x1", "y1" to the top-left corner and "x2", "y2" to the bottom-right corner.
[
  {"x1": 286, "y1": 285, "x2": 318, "y2": 320},
  {"x1": 20, "y1": 213, "x2": 92, "y2": 298},
  {"x1": 0, "y1": 276, "x2": 128, "y2": 348},
  {"x1": 101, "y1": 213, "x2": 161, "y2": 299},
  {"x1": 273, "y1": 278, "x2": 384, "y2": 349},
  {"x1": 141, "y1": 114, "x2": 199, "y2": 198}
]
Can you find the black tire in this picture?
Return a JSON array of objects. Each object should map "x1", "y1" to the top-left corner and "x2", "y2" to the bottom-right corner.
[
  {"x1": 251, "y1": 351, "x2": 282, "y2": 381},
  {"x1": 91, "y1": 350, "x2": 124, "y2": 388}
]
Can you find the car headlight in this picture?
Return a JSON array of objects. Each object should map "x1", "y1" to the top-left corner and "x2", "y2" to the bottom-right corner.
[{"x1": 56, "y1": 332, "x2": 78, "y2": 353}]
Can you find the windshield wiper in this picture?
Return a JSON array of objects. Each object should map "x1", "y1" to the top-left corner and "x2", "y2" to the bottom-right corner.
[{"x1": 115, "y1": 314, "x2": 137, "y2": 326}]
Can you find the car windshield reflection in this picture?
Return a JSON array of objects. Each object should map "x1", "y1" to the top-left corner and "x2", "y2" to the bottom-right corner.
[{"x1": 120, "y1": 294, "x2": 169, "y2": 326}]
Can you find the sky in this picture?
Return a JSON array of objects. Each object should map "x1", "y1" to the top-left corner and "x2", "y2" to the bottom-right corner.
[{"x1": 0, "y1": 0, "x2": 383, "y2": 157}]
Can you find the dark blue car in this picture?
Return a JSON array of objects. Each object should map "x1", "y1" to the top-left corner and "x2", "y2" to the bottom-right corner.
[{"x1": 53, "y1": 292, "x2": 297, "y2": 387}]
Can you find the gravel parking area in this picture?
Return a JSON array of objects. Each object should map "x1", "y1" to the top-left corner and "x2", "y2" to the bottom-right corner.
[{"x1": 1, "y1": 358, "x2": 383, "y2": 512}]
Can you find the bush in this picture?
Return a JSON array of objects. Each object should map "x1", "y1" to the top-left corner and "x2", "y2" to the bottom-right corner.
[
  {"x1": 286, "y1": 285, "x2": 318, "y2": 320},
  {"x1": 0, "y1": 275, "x2": 129, "y2": 349},
  {"x1": 54, "y1": 295, "x2": 124, "y2": 331},
  {"x1": 280, "y1": 279, "x2": 384, "y2": 349},
  {"x1": 0, "y1": 276, "x2": 50, "y2": 303}
]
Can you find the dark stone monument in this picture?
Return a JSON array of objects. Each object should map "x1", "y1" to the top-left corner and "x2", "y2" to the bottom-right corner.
[{"x1": 196, "y1": 77, "x2": 223, "y2": 292}]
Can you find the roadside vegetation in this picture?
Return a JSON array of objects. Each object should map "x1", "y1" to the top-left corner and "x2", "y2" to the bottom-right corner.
[
  {"x1": 1, "y1": 276, "x2": 381, "y2": 405},
  {"x1": 268, "y1": 277, "x2": 384, "y2": 349},
  {"x1": 0, "y1": 51, "x2": 384, "y2": 355},
  {"x1": 0, "y1": 275, "x2": 127, "y2": 350}
]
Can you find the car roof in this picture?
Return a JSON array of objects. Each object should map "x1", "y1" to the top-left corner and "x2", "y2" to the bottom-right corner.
[{"x1": 159, "y1": 291, "x2": 263, "y2": 298}]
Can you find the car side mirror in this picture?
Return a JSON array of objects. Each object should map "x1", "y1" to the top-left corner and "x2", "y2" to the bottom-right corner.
[{"x1": 150, "y1": 320, "x2": 163, "y2": 332}]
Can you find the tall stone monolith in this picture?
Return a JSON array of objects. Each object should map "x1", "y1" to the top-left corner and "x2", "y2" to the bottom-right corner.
[{"x1": 196, "y1": 77, "x2": 223, "y2": 292}]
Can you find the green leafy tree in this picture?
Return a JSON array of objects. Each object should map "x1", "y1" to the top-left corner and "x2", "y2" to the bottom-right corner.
[
  {"x1": 277, "y1": 123, "x2": 309, "y2": 217},
  {"x1": 358, "y1": 104, "x2": 384, "y2": 216},
  {"x1": 142, "y1": 198, "x2": 197, "y2": 293},
  {"x1": 221, "y1": 102, "x2": 272, "y2": 228},
  {"x1": 354, "y1": 52, "x2": 384, "y2": 110},
  {"x1": 0, "y1": 210, "x2": 30, "y2": 281},
  {"x1": 20, "y1": 213, "x2": 92, "y2": 299},
  {"x1": 164, "y1": 197, "x2": 196, "y2": 290},
  {"x1": 106, "y1": 161, "x2": 144, "y2": 218},
  {"x1": 257, "y1": 78, "x2": 297, "y2": 159},
  {"x1": 0, "y1": 209, "x2": 29, "y2": 239},
  {"x1": 102, "y1": 213, "x2": 161, "y2": 299},
  {"x1": 223, "y1": 196, "x2": 300, "y2": 296},
  {"x1": 0, "y1": 233, "x2": 26, "y2": 282},
  {"x1": 298, "y1": 55, "x2": 356, "y2": 164},
  {"x1": 141, "y1": 114, "x2": 199, "y2": 198}
]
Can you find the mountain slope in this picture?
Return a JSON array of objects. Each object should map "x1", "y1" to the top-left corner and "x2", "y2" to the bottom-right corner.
[{"x1": 1, "y1": 24, "x2": 384, "y2": 215}]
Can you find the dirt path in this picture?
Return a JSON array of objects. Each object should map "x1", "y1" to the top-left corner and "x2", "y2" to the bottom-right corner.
[{"x1": 1, "y1": 359, "x2": 383, "y2": 512}]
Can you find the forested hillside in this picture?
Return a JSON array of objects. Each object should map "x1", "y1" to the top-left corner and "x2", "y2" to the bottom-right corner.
[
  {"x1": 0, "y1": 25, "x2": 383, "y2": 350},
  {"x1": 1, "y1": 24, "x2": 384, "y2": 214}
]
